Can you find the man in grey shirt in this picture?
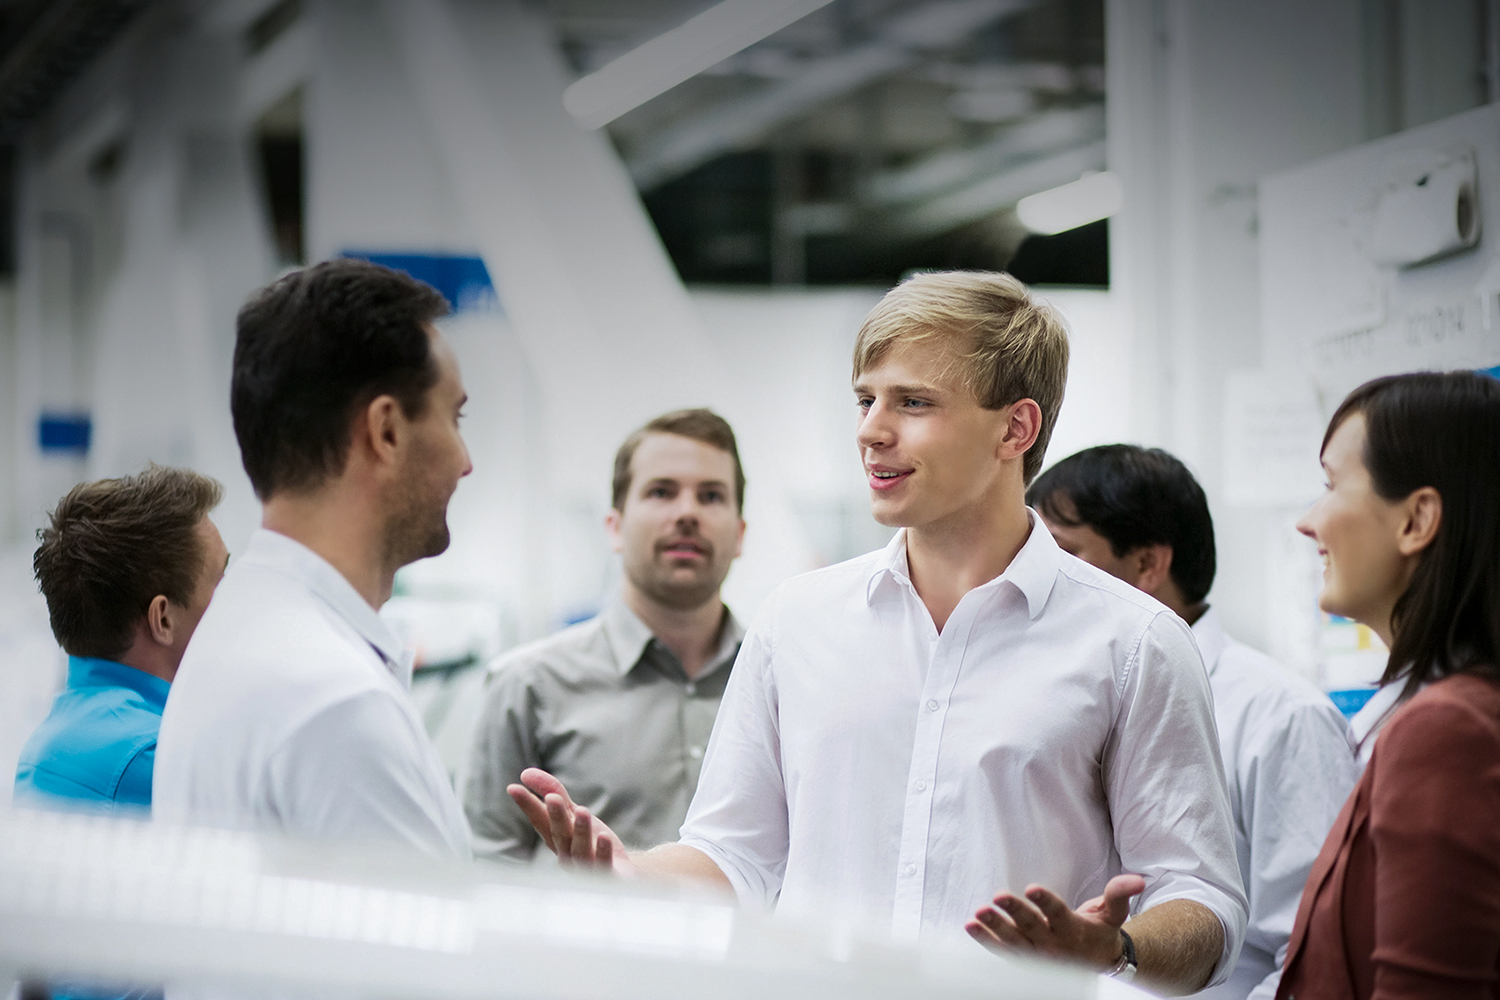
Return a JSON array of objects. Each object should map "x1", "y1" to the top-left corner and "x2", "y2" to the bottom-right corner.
[{"x1": 461, "y1": 409, "x2": 746, "y2": 861}]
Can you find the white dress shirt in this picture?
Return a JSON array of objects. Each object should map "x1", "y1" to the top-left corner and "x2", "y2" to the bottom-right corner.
[
  {"x1": 154, "y1": 529, "x2": 471, "y2": 860},
  {"x1": 1189, "y1": 610, "x2": 1360, "y2": 1000},
  {"x1": 1349, "y1": 679, "x2": 1408, "y2": 765},
  {"x1": 679, "y1": 517, "x2": 1248, "y2": 982}
]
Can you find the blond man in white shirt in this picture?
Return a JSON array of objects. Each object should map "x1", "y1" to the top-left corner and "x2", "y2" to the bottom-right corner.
[
  {"x1": 154, "y1": 259, "x2": 473, "y2": 859},
  {"x1": 1028, "y1": 445, "x2": 1359, "y2": 1000},
  {"x1": 510, "y1": 272, "x2": 1247, "y2": 994}
]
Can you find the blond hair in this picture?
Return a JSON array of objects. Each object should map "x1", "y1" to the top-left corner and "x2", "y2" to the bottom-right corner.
[{"x1": 851, "y1": 271, "x2": 1069, "y2": 483}]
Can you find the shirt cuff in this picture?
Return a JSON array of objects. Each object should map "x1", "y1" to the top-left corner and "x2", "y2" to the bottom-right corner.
[
  {"x1": 677, "y1": 835, "x2": 777, "y2": 912},
  {"x1": 1137, "y1": 883, "x2": 1246, "y2": 988}
]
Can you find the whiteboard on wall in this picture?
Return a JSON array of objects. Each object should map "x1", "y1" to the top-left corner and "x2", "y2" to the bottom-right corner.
[
  {"x1": 1260, "y1": 102, "x2": 1500, "y2": 406},
  {"x1": 1245, "y1": 103, "x2": 1500, "y2": 692}
]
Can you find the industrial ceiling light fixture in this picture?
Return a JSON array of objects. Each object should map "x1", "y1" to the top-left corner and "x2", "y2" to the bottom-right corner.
[
  {"x1": 562, "y1": 0, "x2": 837, "y2": 131},
  {"x1": 1015, "y1": 170, "x2": 1123, "y2": 234}
]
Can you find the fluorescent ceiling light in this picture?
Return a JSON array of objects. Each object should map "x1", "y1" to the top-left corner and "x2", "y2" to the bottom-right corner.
[
  {"x1": 563, "y1": 0, "x2": 837, "y2": 131},
  {"x1": 1015, "y1": 171, "x2": 1123, "y2": 234}
]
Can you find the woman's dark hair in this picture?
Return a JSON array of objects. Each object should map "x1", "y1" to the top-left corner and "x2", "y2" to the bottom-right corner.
[
  {"x1": 1324, "y1": 371, "x2": 1500, "y2": 695},
  {"x1": 1027, "y1": 444, "x2": 1216, "y2": 605},
  {"x1": 34, "y1": 465, "x2": 223, "y2": 658},
  {"x1": 232, "y1": 258, "x2": 449, "y2": 500}
]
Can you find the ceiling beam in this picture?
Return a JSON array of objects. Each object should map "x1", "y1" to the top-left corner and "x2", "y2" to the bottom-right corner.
[
  {"x1": 625, "y1": 0, "x2": 1038, "y2": 191},
  {"x1": 563, "y1": 0, "x2": 838, "y2": 130}
]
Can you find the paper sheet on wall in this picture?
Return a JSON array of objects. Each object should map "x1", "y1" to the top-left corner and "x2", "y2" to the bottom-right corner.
[{"x1": 1223, "y1": 371, "x2": 1326, "y2": 507}]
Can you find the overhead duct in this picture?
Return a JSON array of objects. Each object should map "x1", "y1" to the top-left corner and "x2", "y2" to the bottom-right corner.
[
  {"x1": 0, "y1": 0, "x2": 147, "y2": 142},
  {"x1": 884, "y1": 138, "x2": 1107, "y2": 238},
  {"x1": 865, "y1": 105, "x2": 1106, "y2": 207}
]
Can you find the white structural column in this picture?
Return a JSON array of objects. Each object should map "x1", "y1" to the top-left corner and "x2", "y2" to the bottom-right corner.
[
  {"x1": 379, "y1": 0, "x2": 814, "y2": 620},
  {"x1": 84, "y1": 28, "x2": 272, "y2": 549}
]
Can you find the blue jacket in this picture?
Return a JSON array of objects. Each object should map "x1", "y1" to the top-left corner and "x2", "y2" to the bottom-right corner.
[{"x1": 15, "y1": 656, "x2": 168, "y2": 813}]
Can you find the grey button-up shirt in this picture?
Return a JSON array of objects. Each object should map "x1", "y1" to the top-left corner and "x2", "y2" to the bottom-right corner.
[{"x1": 460, "y1": 597, "x2": 743, "y2": 862}]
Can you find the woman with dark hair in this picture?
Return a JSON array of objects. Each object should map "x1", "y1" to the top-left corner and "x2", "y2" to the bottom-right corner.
[{"x1": 1277, "y1": 370, "x2": 1500, "y2": 1000}]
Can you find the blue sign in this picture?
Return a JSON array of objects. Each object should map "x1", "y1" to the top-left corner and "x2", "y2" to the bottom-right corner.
[
  {"x1": 342, "y1": 252, "x2": 501, "y2": 315},
  {"x1": 1483, "y1": 364, "x2": 1500, "y2": 380},
  {"x1": 38, "y1": 413, "x2": 91, "y2": 455}
]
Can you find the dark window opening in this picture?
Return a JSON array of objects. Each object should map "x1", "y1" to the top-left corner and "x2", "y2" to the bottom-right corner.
[
  {"x1": 255, "y1": 89, "x2": 304, "y2": 267},
  {"x1": 0, "y1": 143, "x2": 15, "y2": 276},
  {"x1": 1005, "y1": 218, "x2": 1108, "y2": 287}
]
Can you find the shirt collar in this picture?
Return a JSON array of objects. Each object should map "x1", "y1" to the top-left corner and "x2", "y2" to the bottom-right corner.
[
  {"x1": 601, "y1": 594, "x2": 745, "y2": 679},
  {"x1": 602, "y1": 596, "x2": 656, "y2": 676},
  {"x1": 67, "y1": 656, "x2": 170, "y2": 709},
  {"x1": 864, "y1": 510, "x2": 1060, "y2": 620},
  {"x1": 1190, "y1": 606, "x2": 1227, "y2": 676},
  {"x1": 237, "y1": 528, "x2": 415, "y2": 685}
]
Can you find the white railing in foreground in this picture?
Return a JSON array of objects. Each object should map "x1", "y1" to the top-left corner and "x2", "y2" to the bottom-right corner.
[{"x1": 0, "y1": 808, "x2": 1130, "y2": 1000}]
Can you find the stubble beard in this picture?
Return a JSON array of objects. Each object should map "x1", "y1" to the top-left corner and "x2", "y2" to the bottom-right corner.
[
  {"x1": 386, "y1": 477, "x2": 453, "y2": 569},
  {"x1": 628, "y1": 552, "x2": 723, "y2": 612}
]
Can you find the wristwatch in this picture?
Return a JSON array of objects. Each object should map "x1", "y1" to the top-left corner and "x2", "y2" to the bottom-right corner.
[{"x1": 1106, "y1": 929, "x2": 1138, "y2": 981}]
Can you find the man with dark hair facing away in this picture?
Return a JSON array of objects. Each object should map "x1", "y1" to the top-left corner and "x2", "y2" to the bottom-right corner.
[
  {"x1": 17, "y1": 464, "x2": 227, "y2": 814},
  {"x1": 461, "y1": 408, "x2": 746, "y2": 861},
  {"x1": 1028, "y1": 444, "x2": 1359, "y2": 1000},
  {"x1": 153, "y1": 258, "x2": 473, "y2": 859},
  {"x1": 16, "y1": 465, "x2": 226, "y2": 1000}
]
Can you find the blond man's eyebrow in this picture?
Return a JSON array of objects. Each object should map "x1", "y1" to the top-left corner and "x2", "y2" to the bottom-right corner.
[{"x1": 853, "y1": 381, "x2": 944, "y2": 396}]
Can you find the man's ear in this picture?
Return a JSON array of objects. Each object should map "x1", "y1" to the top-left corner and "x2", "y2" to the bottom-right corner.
[
  {"x1": 1397, "y1": 486, "x2": 1442, "y2": 557},
  {"x1": 998, "y1": 398, "x2": 1043, "y2": 461},
  {"x1": 357, "y1": 394, "x2": 405, "y2": 471},
  {"x1": 146, "y1": 594, "x2": 173, "y2": 647},
  {"x1": 604, "y1": 507, "x2": 625, "y2": 555},
  {"x1": 1130, "y1": 543, "x2": 1175, "y2": 595}
]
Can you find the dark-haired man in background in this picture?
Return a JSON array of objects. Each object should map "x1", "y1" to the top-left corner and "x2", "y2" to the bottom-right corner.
[
  {"x1": 154, "y1": 258, "x2": 473, "y2": 858},
  {"x1": 461, "y1": 409, "x2": 746, "y2": 861},
  {"x1": 16, "y1": 465, "x2": 225, "y2": 1000},
  {"x1": 16, "y1": 465, "x2": 226, "y2": 814},
  {"x1": 1027, "y1": 445, "x2": 1359, "y2": 1000}
]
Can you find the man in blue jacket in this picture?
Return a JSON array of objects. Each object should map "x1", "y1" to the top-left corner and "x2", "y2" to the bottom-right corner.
[
  {"x1": 14, "y1": 464, "x2": 226, "y2": 1000},
  {"x1": 16, "y1": 464, "x2": 227, "y2": 813}
]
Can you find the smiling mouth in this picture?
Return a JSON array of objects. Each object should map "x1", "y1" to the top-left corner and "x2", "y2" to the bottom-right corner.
[{"x1": 868, "y1": 467, "x2": 913, "y2": 490}]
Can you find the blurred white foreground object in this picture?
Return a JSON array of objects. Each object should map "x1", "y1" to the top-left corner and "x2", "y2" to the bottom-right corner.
[
  {"x1": 0, "y1": 808, "x2": 1147, "y2": 999},
  {"x1": 1016, "y1": 172, "x2": 1124, "y2": 234},
  {"x1": 563, "y1": 0, "x2": 837, "y2": 129}
]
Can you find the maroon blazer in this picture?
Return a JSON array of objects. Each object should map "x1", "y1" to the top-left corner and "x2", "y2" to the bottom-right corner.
[{"x1": 1278, "y1": 673, "x2": 1500, "y2": 1000}]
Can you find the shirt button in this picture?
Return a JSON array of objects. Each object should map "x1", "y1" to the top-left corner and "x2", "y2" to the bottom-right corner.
[
  {"x1": 685, "y1": 682, "x2": 697, "y2": 696},
  {"x1": 689, "y1": 745, "x2": 704, "y2": 760},
  {"x1": 914, "y1": 779, "x2": 926, "y2": 791},
  {"x1": 926, "y1": 699, "x2": 939, "y2": 711},
  {"x1": 904, "y1": 864, "x2": 917, "y2": 875}
]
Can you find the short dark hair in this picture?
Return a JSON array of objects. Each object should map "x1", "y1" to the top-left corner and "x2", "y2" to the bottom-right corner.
[
  {"x1": 1323, "y1": 371, "x2": 1500, "y2": 696},
  {"x1": 611, "y1": 409, "x2": 746, "y2": 514},
  {"x1": 232, "y1": 258, "x2": 450, "y2": 500},
  {"x1": 1027, "y1": 444, "x2": 1216, "y2": 605},
  {"x1": 34, "y1": 465, "x2": 223, "y2": 659}
]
